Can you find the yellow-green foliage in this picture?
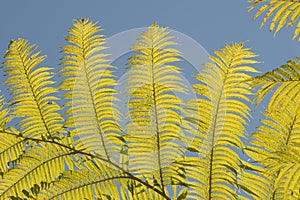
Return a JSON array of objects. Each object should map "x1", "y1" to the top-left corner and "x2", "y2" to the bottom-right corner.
[
  {"x1": 59, "y1": 18, "x2": 121, "y2": 161},
  {"x1": 254, "y1": 58, "x2": 300, "y2": 110},
  {"x1": 124, "y1": 23, "x2": 188, "y2": 199},
  {"x1": 246, "y1": 96, "x2": 300, "y2": 199},
  {"x1": 249, "y1": 0, "x2": 300, "y2": 40},
  {"x1": 183, "y1": 43, "x2": 258, "y2": 199},
  {"x1": 0, "y1": 10, "x2": 299, "y2": 200}
]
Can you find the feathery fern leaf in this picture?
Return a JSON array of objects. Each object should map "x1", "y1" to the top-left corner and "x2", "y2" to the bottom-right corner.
[
  {"x1": 0, "y1": 96, "x2": 20, "y2": 175},
  {"x1": 184, "y1": 42, "x2": 258, "y2": 199},
  {"x1": 0, "y1": 96, "x2": 11, "y2": 130},
  {"x1": 37, "y1": 165, "x2": 127, "y2": 199},
  {"x1": 253, "y1": 58, "x2": 300, "y2": 110},
  {"x1": 0, "y1": 39, "x2": 73, "y2": 199},
  {"x1": 249, "y1": 0, "x2": 300, "y2": 40},
  {"x1": 237, "y1": 162, "x2": 271, "y2": 200},
  {"x1": 124, "y1": 23, "x2": 186, "y2": 197},
  {"x1": 0, "y1": 143, "x2": 74, "y2": 199},
  {"x1": 60, "y1": 18, "x2": 122, "y2": 161},
  {"x1": 2, "y1": 38, "x2": 64, "y2": 139},
  {"x1": 0, "y1": 131, "x2": 24, "y2": 176},
  {"x1": 245, "y1": 96, "x2": 300, "y2": 199},
  {"x1": 38, "y1": 156, "x2": 170, "y2": 200}
]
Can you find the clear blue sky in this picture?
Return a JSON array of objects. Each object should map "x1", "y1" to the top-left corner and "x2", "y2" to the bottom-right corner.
[{"x1": 0, "y1": 0, "x2": 299, "y2": 75}]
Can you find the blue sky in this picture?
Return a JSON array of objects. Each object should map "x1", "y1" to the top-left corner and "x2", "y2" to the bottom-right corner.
[{"x1": 0, "y1": 0, "x2": 299, "y2": 75}]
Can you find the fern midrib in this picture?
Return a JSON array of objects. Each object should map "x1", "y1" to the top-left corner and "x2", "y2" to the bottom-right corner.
[
  {"x1": 207, "y1": 84, "x2": 224, "y2": 199},
  {"x1": 0, "y1": 149, "x2": 73, "y2": 197},
  {"x1": 208, "y1": 57, "x2": 235, "y2": 199},
  {"x1": 15, "y1": 46, "x2": 53, "y2": 138},
  {"x1": 79, "y1": 25, "x2": 110, "y2": 161},
  {"x1": 285, "y1": 112, "x2": 296, "y2": 146},
  {"x1": 150, "y1": 38, "x2": 166, "y2": 195}
]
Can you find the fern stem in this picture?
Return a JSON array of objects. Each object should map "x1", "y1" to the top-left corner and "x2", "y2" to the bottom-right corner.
[
  {"x1": 207, "y1": 81, "x2": 225, "y2": 199},
  {"x1": 150, "y1": 45, "x2": 166, "y2": 194},
  {"x1": 82, "y1": 59, "x2": 111, "y2": 161},
  {"x1": 152, "y1": 81, "x2": 166, "y2": 194},
  {"x1": 285, "y1": 114, "x2": 296, "y2": 146},
  {"x1": 207, "y1": 108, "x2": 217, "y2": 199},
  {"x1": 208, "y1": 58, "x2": 232, "y2": 199}
]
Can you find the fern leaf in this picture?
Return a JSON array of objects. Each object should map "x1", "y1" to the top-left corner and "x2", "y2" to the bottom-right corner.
[
  {"x1": 0, "y1": 97, "x2": 22, "y2": 176},
  {"x1": 0, "y1": 144, "x2": 74, "y2": 199},
  {"x1": 237, "y1": 162, "x2": 272, "y2": 200},
  {"x1": 2, "y1": 38, "x2": 64, "y2": 139},
  {"x1": 0, "y1": 129, "x2": 25, "y2": 177},
  {"x1": 124, "y1": 23, "x2": 186, "y2": 196},
  {"x1": 249, "y1": 0, "x2": 300, "y2": 41},
  {"x1": 245, "y1": 96, "x2": 300, "y2": 199},
  {"x1": 59, "y1": 18, "x2": 121, "y2": 161},
  {"x1": 1, "y1": 39, "x2": 68, "y2": 199},
  {"x1": 0, "y1": 96, "x2": 11, "y2": 130},
  {"x1": 38, "y1": 168, "x2": 157, "y2": 200},
  {"x1": 184, "y1": 42, "x2": 258, "y2": 199},
  {"x1": 253, "y1": 58, "x2": 300, "y2": 110},
  {"x1": 33, "y1": 170, "x2": 120, "y2": 199}
]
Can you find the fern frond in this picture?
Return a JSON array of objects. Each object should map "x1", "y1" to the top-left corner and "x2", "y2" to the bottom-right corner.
[
  {"x1": 0, "y1": 97, "x2": 21, "y2": 176},
  {"x1": 125, "y1": 23, "x2": 186, "y2": 196},
  {"x1": 0, "y1": 143, "x2": 74, "y2": 199},
  {"x1": 39, "y1": 167, "x2": 161, "y2": 200},
  {"x1": 60, "y1": 18, "x2": 121, "y2": 161},
  {"x1": 2, "y1": 38, "x2": 64, "y2": 139},
  {"x1": 253, "y1": 58, "x2": 300, "y2": 110},
  {"x1": 246, "y1": 96, "x2": 300, "y2": 199},
  {"x1": 22, "y1": 168, "x2": 120, "y2": 199},
  {"x1": 272, "y1": 151, "x2": 300, "y2": 199},
  {"x1": 249, "y1": 0, "x2": 300, "y2": 41},
  {"x1": 1, "y1": 40, "x2": 66, "y2": 198},
  {"x1": 184, "y1": 42, "x2": 259, "y2": 199},
  {"x1": 0, "y1": 96, "x2": 11, "y2": 130},
  {"x1": 237, "y1": 162, "x2": 272, "y2": 200},
  {"x1": 0, "y1": 129, "x2": 24, "y2": 176}
]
